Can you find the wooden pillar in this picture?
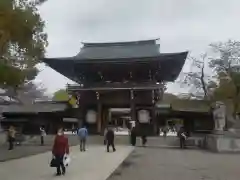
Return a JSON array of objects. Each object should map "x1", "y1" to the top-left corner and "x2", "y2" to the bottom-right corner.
[
  {"x1": 97, "y1": 102, "x2": 102, "y2": 133},
  {"x1": 152, "y1": 107, "x2": 157, "y2": 135},
  {"x1": 152, "y1": 90, "x2": 158, "y2": 135},
  {"x1": 77, "y1": 108, "x2": 84, "y2": 128},
  {"x1": 101, "y1": 107, "x2": 108, "y2": 135},
  {"x1": 96, "y1": 92, "x2": 102, "y2": 134},
  {"x1": 108, "y1": 110, "x2": 112, "y2": 124},
  {"x1": 130, "y1": 90, "x2": 136, "y2": 122},
  {"x1": 74, "y1": 93, "x2": 83, "y2": 128}
]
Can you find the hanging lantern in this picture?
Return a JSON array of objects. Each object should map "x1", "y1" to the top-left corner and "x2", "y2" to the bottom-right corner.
[
  {"x1": 130, "y1": 90, "x2": 134, "y2": 100},
  {"x1": 96, "y1": 91, "x2": 100, "y2": 100},
  {"x1": 138, "y1": 110, "x2": 150, "y2": 123},
  {"x1": 86, "y1": 110, "x2": 97, "y2": 124}
]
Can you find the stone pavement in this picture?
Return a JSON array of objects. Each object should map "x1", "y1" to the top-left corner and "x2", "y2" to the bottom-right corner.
[
  {"x1": 108, "y1": 147, "x2": 240, "y2": 180},
  {"x1": 0, "y1": 136, "x2": 180, "y2": 162},
  {"x1": 0, "y1": 145, "x2": 134, "y2": 180},
  {"x1": 0, "y1": 135, "x2": 81, "y2": 162}
]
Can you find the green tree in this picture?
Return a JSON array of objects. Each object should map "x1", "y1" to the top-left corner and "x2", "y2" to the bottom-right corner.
[
  {"x1": 53, "y1": 89, "x2": 77, "y2": 106},
  {"x1": 53, "y1": 89, "x2": 69, "y2": 101},
  {"x1": 0, "y1": 0, "x2": 48, "y2": 96}
]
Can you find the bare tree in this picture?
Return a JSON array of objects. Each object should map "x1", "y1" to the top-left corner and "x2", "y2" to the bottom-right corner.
[
  {"x1": 209, "y1": 40, "x2": 240, "y2": 118},
  {"x1": 181, "y1": 53, "x2": 216, "y2": 100},
  {"x1": 2, "y1": 81, "x2": 48, "y2": 104}
]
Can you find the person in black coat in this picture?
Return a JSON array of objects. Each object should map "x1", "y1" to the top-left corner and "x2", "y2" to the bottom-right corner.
[
  {"x1": 141, "y1": 135, "x2": 147, "y2": 146},
  {"x1": 130, "y1": 126, "x2": 137, "y2": 146},
  {"x1": 106, "y1": 127, "x2": 116, "y2": 152},
  {"x1": 178, "y1": 127, "x2": 187, "y2": 149}
]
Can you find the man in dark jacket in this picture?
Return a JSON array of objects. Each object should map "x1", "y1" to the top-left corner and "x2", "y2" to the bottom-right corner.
[
  {"x1": 178, "y1": 127, "x2": 187, "y2": 149},
  {"x1": 130, "y1": 126, "x2": 137, "y2": 146},
  {"x1": 106, "y1": 127, "x2": 116, "y2": 152}
]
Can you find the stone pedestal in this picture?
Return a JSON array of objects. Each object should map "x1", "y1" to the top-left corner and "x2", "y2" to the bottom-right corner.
[
  {"x1": 206, "y1": 133, "x2": 240, "y2": 153},
  {"x1": 205, "y1": 101, "x2": 240, "y2": 153}
]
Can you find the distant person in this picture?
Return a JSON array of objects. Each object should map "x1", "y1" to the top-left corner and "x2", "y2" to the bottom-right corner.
[
  {"x1": 78, "y1": 126, "x2": 88, "y2": 151},
  {"x1": 130, "y1": 126, "x2": 137, "y2": 146},
  {"x1": 141, "y1": 135, "x2": 147, "y2": 146},
  {"x1": 8, "y1": 126, "x2": 16, "y2": 150},
  {"x1": 104, "y1": 127, "x2": 108, "y2": 145},
  {"x1": 52, "y1": 127, "x2": 69, "y2": 176},
  {"x1": 40, "y1": 126, "x2": 46, "y2": 146},
  {"x1": 178, "y1": 127, "x2": 187, "y2": 149},
  {"x1": 106, "y1": 127, "x2": 116, "y2": 152},
  {"x1": 162, "y1": 126, "x2": 168, "y2": 138},
  {"x1": 71, "y1": 124, "x2": 75, "y2": 134}
]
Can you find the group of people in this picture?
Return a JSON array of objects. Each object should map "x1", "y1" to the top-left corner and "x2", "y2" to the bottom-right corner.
[
  {"x1": 129, "y1": 125, "x2": 187, "y2": 149},
  {"x1": 6, "y1": 124, "x2": 187, "y2": 176},
  {"x1": 77, "y1": 125, "x2": 116, "y2": 152},
  {"x1": 129, "y1": 126, "x2": 148, "y2": 147}
]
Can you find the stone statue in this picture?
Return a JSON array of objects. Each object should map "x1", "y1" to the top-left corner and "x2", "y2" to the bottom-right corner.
[{"x1": 213, "y1": 101, "x2": 226, "y2": 133}]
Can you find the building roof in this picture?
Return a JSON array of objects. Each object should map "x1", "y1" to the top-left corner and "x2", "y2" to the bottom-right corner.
[
  {"x1": 76, "y1": 39, "x2": 160, "y2": 60},
  {"x1": 2, "y1": 101, "x2": 68, "y2": 114},
  {"x1": 43, "y1": 39, "x2": 188, "y2": 83},
  {"x1": 156, "y1": 99, "x2": 211, "y2": 113}
]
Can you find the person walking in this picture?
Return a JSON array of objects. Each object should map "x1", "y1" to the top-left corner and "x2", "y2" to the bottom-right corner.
[
  {"x1": 40, "y1": 126, "x2": 46, "y2": 146},
  {"x1": 163, "y1": 125, "x2": 168, "y2": 138},
  {"x1": 52, "y1": 127, "x2": 69, "y2": 176},
  {"x1": 71, "y1": 124, "x2": 75, "y2": 134},
  {"x1": 103, "y1": 127, "x2": 108, "y2": 145},
  {"x1": 8, "y1": 126, "x2": 16, "y2": 150},
  {"x1": 141, "y1": 135, "x2": 147, "y2": 146},
  {"x1": 106, "y1": 127, "x2": 116, "y2": 152},
  {"x1": 178, "y1": 127, "x2": 187, "y2": 149},
  {"x1": 78, "y1": 126, "x2": 88, "y2": 152},
  {"x1": 130, "y1": 126, "x2": 137, "y2": 146}
]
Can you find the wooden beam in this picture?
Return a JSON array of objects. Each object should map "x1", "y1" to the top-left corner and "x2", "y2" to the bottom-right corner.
[
  {"x1": 130, "y1": 90, "x2": 136, "y2": 122},
  {"x1": 97, "y1": 102, "x2": 102, "y2": 133}
]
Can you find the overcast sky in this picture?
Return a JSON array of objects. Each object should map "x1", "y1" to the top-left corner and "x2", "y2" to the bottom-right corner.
[{"x1": 36, "y1": 0, "x2": 240, "y2": 95}]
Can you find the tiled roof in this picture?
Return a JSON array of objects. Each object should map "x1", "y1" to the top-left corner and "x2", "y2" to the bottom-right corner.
[
  {"x1": 2, "y1": 102, "x2": 68, "y2": 114},
  {"x1": 156, "y1": 99, "x2": 211, "y2": 113},
  {"x1": 75, "y1": 39, "x2": 161, "y2": 60}
]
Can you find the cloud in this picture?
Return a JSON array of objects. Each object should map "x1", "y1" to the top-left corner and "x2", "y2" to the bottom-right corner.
[{"x1": 37, "y1": 0, "x2": 240, "y2": 94}]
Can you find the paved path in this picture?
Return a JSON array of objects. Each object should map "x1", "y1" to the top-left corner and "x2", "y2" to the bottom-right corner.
[
  {"x1": 0, "y1": 135, "x2": 80, "y2": 162},
  {"x1": 108, "y1": 147, "x2": 240, "y2": 180},
  {"x1": 0, "y1": 136, "x2": 182, "y2": 162},
  {"x1": 0, "y1": 145, "x2": 134, "y2": 180}
]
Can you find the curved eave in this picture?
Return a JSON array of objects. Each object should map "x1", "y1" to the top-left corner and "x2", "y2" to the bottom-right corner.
[
  {"x1": 43, "y1": 51, "x2": 188, "y2": 82},
  {"x1": 43, "y1": 57, "x2": 77, "y2": 81}
]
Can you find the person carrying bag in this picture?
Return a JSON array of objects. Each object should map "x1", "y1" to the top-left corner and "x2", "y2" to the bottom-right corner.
[{"x1": 51, "y1": 127, "x2": 69, "y2": 176}]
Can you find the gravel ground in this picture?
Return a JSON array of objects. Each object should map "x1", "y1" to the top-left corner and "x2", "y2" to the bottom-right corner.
[{"x1": 107, "y1": 146, "x2": 240, "y2": 180}]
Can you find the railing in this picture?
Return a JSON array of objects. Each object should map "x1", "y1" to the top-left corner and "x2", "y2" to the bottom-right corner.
[{"x1": 67, "y1": 82, "x2": 164, "y2": 91}]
